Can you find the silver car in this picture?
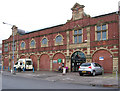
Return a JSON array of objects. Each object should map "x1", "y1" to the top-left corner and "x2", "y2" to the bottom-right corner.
[{"x1": 78, "y1": 63, "x2": 104, "y2": 76}]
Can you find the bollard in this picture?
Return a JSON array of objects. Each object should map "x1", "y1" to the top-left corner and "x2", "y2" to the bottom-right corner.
[
  {"x1": 11, "y1": 69, "x2": 13, "y2": 73},
  {"x1": 62, "y1": 67, "x2": 66, "y2": 75},
  {"x1": 8, "y1": 66, "x2": 10, "y2": 71},
  {"x1": 33, "y1": 67, "x2": 34, "y2": 73}
]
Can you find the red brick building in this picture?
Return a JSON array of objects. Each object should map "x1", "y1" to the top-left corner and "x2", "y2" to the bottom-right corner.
[
  {"x1": 2, "y1": 3, "x2": 119, "y2": 73},
  {"x1": 0, "y1": 44, "x2": 2, "y2": 64}
]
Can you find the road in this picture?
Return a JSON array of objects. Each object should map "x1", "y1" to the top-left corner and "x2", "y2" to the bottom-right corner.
[{"x1": 2, "y1": 74, "x2": 115, "y2": 89}]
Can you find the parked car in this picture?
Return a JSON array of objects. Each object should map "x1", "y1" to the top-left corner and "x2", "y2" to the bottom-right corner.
[{"x1": 78, "y1": 63, "x2": 104, "y2": 76}]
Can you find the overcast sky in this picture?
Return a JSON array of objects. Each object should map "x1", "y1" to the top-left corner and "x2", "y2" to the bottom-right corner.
[{"x1": 0, "y1": 0, "x2": 119, "y2": 44}]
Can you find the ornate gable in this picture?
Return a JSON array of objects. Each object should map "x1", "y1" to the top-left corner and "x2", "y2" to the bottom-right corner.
[{"x1": 71, "y1": 3, "x2": 86, "y2": 21}]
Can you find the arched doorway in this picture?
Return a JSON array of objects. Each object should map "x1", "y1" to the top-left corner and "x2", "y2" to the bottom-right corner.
[
  {"x1": 92, "y1": 49, "x2": 113, "y2": 73},
  {"x1": 3, "y1": 57, "x2": 9, "y2": 69},
  {"x1": 39, "y1": 54, "x2": 50, "y2": 71},
  {"x1": 30, "y1": 55, "x2": 37, "y2": 71},
  {"x1": 52, "y1": 53, "x2": 66, "y2": 71},
  {"x1": 71, "y1": 51, "x2": 86, "y2": 72}
]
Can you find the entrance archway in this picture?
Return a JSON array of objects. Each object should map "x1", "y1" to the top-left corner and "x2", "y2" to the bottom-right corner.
[
  {"x1": 92, "y1": 49, "x2": 113, "y2": 73},
  {"x1": 71, "y1": 51, "x2": 86, "y2": 72},
  {"x1": 39, "y1": 54, "x2": 50, "y2": 71},
  {"x1": 3, "y1": 57, "x2": 9, "y2": 69},
  {"x1": 52, "y1": 53, "x2": 66, "y2": 71}
]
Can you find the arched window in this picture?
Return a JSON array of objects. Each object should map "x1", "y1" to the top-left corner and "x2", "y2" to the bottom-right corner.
[
  {"x1": 30, "y1": 39, "x2": 36, "y2": 48},
  {"x1": 55, "y1": 35, "x2": 62, "y2": 43},
  {"x1": 42, "y1": 38, "x2": 47, "y2": 45},
  {"x1": 21, "y1": 41, "x2": 25, "y2": 49},
  {"x1": 55, "y1": 34, "x2": 63, "y2": 46}
]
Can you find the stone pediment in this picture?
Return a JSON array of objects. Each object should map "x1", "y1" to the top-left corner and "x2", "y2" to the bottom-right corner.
[
  {"x1": 71, "y1": 3, "x2": 87, "y2": 21},
  {"x1": 71, "y1": 3, "x2": 85, "y2": 11}
]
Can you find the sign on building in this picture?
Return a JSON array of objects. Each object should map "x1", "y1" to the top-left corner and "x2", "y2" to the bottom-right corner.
[
  {"x1": 99, "y1": 57, "x2": 104, "y2": 60},
  {"x1": 53, "y1": 60, "x2": 57, "y2": 63},
  {"x1": 58, "y1": 59, "x2": 62, "y2": 63}
]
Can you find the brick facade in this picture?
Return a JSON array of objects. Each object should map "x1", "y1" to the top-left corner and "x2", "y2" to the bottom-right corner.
[
  {"x1": 2, "y1": 3, "x2": 119, "y2": 73},
  {"x1": 0, "y1": 44, "x2": 2, "y2": 64}
]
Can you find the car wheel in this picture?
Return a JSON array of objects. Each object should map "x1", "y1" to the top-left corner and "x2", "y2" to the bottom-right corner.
[{"x1": 92, "y1": 71, "x2": 96, "y2": 76}]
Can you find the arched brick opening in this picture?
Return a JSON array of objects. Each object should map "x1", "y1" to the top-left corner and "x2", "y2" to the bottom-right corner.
[
  {"x1": 30, "y1": 54, "x2": 37, "y2": 71},
  {"x1": 71, "y1": 51, "x2": 86, "y2": 72},
  {"x1": 39, "y1": 54, "x2": 50, "y2": 71},
  {"x1": 52, "y1": 53, "x2": 66, "y2": 71},
  {"x1": 20, "y1": 55, "x2": 26, "y2": 59},
  {"x1": 3, "y1": 57, "x2": 9, "y2": 69},
  {"x1": 92, "y1": 49, "x2": 113, "y2": 73}
]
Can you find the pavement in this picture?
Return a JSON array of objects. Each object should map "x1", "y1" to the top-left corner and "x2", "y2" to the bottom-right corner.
[{"x1": 1, "y1": 70, "x2": 119, "y2": 89}]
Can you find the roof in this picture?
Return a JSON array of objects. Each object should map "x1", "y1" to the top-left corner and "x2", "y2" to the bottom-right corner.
[
  {"x1": 26, "y1": 24, "x2": 64, "y2": 34},
  {"x1": 92, "y1": 11, "x2": 117, "y2": 18}
]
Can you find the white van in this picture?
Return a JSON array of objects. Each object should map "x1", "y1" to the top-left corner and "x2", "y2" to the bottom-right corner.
[{"x1": 14, "y1": 59, "x2": 33, "y2": 71}]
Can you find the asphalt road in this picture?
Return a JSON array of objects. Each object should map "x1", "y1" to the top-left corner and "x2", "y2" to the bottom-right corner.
[{"x1": 2, "y1": 74, "x2": 115, "y2": 89}]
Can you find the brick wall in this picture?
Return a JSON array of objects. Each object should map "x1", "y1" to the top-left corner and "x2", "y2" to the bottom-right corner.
[{"x1": 2, "y1": 4, "x2": 119, "y2": 72}]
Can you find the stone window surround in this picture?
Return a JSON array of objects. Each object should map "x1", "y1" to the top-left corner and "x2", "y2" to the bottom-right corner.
[
  {"x1": 95, "y1": 24, "x2": 108, "y2": 41},
  {"x1": 41, "y1": 36, "x2": 49, "y2": 47},
  {"x1": 20, "y1": 41, "x2": 26, "y2": 50},
  {"x1": 30, "y1": 38, "x2": 36, "y2": 49},
  {"x1": 73, "y1": 28, "x2": 83, "y2": 44},
  {"x1": 4, "y1": 43, "x2": 8, "y2": 52},
  {"x1": 54, "y1": 33, "x2": 64, "y2": 46}
]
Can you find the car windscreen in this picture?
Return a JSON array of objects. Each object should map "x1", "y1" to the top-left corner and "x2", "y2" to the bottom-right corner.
[
  {"x1": 26, "y1": 61, "x2": 32, "y2": 65},
  {"x1": 81, "y1": 63, "x2": 91, "y2": 66}
]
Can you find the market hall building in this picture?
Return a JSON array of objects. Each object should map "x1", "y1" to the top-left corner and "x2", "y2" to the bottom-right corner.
[{"x1": 2, "y1": 3, "x2": 119, "y2": 73}]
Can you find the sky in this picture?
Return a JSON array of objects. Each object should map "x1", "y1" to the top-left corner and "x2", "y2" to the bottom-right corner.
[{"x1": 0, "y1": 0, "x2": 119, "y2": 44}]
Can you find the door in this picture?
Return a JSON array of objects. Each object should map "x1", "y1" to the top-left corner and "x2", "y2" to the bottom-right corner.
[{"x1": 71, "y1": 51, "x2": 86, "y2": 72}]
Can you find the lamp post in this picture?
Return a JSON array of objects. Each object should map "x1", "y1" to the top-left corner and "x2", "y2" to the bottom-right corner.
[
  {"x1": 3, "y1": 22, "x2": 16, "y2": 74},
  {"x1": 3, "y1": 22, "x2": 25, "y2": 74},
  {"x1": 12, "y1": 26, "x2": 15, "y2": 74}
]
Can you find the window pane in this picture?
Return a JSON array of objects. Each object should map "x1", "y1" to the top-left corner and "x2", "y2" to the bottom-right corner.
[
  {"x1": 97, "y1": 26, "x2": 101, "y2": 31},
  {"x1": 74, "y1": 36, "x2": 77, "y2": 44},
  {"x1": 97, "y1": 32, "x2": 101, "y2": 41},
  {"x1": 102, "y1": 31, "x2": 106, "y2": 40},
  {"x1": 78, "y1": 29, "x2": 82, "y2": 34},
  {"x1": 42, "y1": 38, "x2": 47, "y2": 45},
  {"x1": 31, "y1": 40, "x2": 35, "y2": 47},
  {"x1": 4, "y1": 44, "x2": 8, "y2": 52},
  {"x1": 102, "y1": 24, "x2": 106, "y2": 30},
  {"x1": 74, "y1": 30, "x2": 77, "y2": 35},
  {"x1": 21, "y1": 42, "x2": 25, "y2": 48},
  {"x1": 78, "y1": 35, "x2": 82, "y2": 43},
  {"x1": 56, "y1": 35, "x2": 62, "y2": 43},
  {"x1": 4, "y1": 44, "x2": 8, "y2": 47},
  {"x1": 4, "y1": 48, "x2": 8, "y2": 52}
]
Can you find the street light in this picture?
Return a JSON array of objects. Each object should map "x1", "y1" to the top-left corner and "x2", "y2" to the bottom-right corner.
[{"x1": 3, "y1": 22, "x2": 16, "y2": 74}]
